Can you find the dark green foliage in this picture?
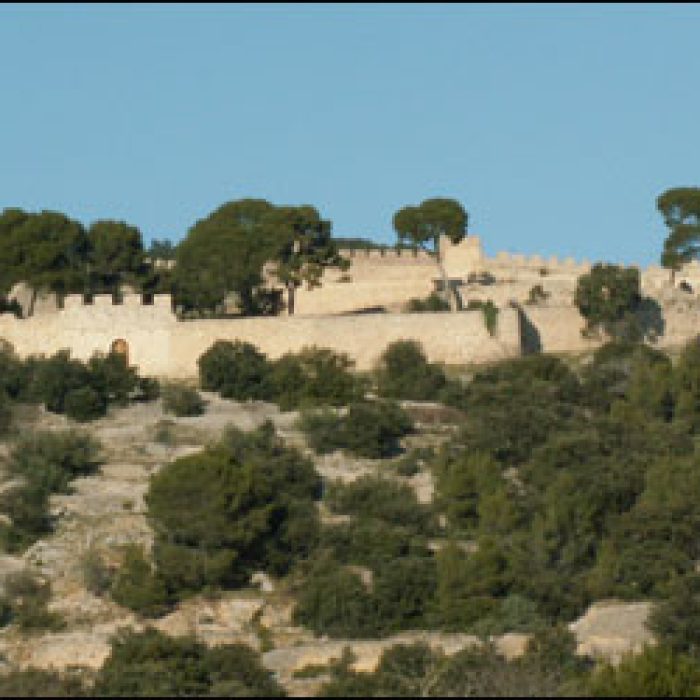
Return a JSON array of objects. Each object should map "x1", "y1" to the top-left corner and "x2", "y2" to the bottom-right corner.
[
  {"x1": 0, "y1": 669, "x2": 88, "y2": 697},
  {"x1": 110, "y1": 545, "x2": 172, "y2": 617},
  {"x1": 658, "y1": 187, "x2": 700, "y2": 280},
  {"x1": 8, "y1": 430, "x2": 101, "y2": 495},
  {"x1": 198, "y1": 340, "x2": 273, "y2": 400},
  {"x1": 270, "y1": 346, "x2": 364, "y2": 411},
  {"x1": 86, "y1": 220, "x2": 146, "y2": 295},
  {"x1": 0, "y1": 431, "x2": 100, "y2": 552},
  {"x1": 293, "y1": 561, "x2": 379, "y2": 638},
  {"x1": 0, "y1": 208, "x2": 88, "y2": 295},
  {"x1": 320, "y1": 519, "x2": 424, "y2": 573},
  {"x1": 0, "y1": 390, "x2": 11, "y2": 434},
  {"x1": 161, "y1": 382, "x2": 206, "y2": 417},
  {"x1": 11, "y1": 348, "x2": 155, "y2": 421},
  {"x1": 575, "y1": 263, "x2": 643, "y2": 340},
  {"x1": 32, "y1": 349, "x2": 94, "y2": 414},
  {"x1": 443, "y1": 354, "x2": 583, "y2": 468},
  {"x1": 589, "y1": 453, "x2": 700, "y2": 598},
  {"x1": 64, "y1": 386, "x2": 107, "y2": 422},
  {"x1": 580, "y1": 340, "x2": 672, "y2": 415},
  {"x1": 466, "y1": 298, "x2": 500, "y2": 336},
  {"x1": 375, "y1": 340, "x2": 447, "y2": 401},
  {"x1": 319, "y1": 641, "x2": 571, "y2": 697},
  {"x1": 146, "y1": 422, "x2": 321, "y2": 598},
  {"x1": 148, "y1": 238, "x2": 177, "y2": 260},
  {"x1": 393, "y1": 198, "x2": 468, "y2": 309},
  {"x1": 296, "y1": 556, "x2": 436, "y2": 639},
  {"x1": 93, "y1": 628, "x2": 285, "y2": 697},
  {"x1": 326, "y1": 476, "x2": 434, "y2": 534},
  {"x1": 406, "y1": 292, "x2": 450, "y2": 312},
  {"x1": 299, "y1": 401, "x2": 413, "y2": 458},
  {"x1": 86, "y1": 351, "x2": 140, "y2": 406},
  {"x1": 174, "y1": 197, "x2": 346, "y2": 316},
  {"x1": 587, "y1": 645, "x2": 700, "y2": 697},
  {"x1": 672, "y1": 336, "x2": 700, "y2": 431},
  {"x1": 1, "y1": 570, "x2": 64, "y2": 631},
  {"x1": 649, "y1": 574, "x2": 700, "y2": 656}
]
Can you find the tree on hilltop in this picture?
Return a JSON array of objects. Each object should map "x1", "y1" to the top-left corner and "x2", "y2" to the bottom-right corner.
[
  {"x1": 263, "y1": 204, "x2": 349, "y2": 315},
  {"x1": 87, "y1": 220, "x2": 146, "y2": 295},
  {"x1": 574, "y1": 264, "x2": 642, "y2": 341},
  {"x1": 0, "y1": 208, "x2": 88, "y2": 300},
  {"x1": 174, "y1": 198, "x2": 348, "y2": 316},
  {"x1": 392, "y1": 198, "x2": 468, "y2": 311},
  {"x1": 658, "y1": 187, "x2": 700, "y2": 283}
]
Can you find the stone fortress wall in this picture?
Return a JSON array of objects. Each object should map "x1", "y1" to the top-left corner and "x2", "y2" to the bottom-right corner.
[{"x1": 2, "y1": 235, "x2": 700, "y2": 378}]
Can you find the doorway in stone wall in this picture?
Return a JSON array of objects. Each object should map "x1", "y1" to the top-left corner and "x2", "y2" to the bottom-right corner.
[{"x1": 110, "y1": 338, "x2": 129, "y2": 365}]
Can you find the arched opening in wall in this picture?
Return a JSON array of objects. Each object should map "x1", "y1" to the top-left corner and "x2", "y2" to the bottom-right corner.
[{"x1": 110, "y1": 338, "x2": 130, "y2": 366}]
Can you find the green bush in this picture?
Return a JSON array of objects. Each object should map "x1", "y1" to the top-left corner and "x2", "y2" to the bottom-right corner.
[
  {"x1": 2, "y1": 570, "x2": 64, "y2": 631},
  {"x1": 375, "y1": 340, "x2": 447, "y2": 401},
  {"x1": 648, "y1": 573, "x2": 700, "y2": 656},
  {"x1": 81, "y1": 547, "x2": 113, "y2": 597},
  {"x1": 8, "y1": 430, "x2": 101, "y2": 494},
  {"x1": 406, "y1": 293, "x2": 450, "y2": 313},
  {"x1": 587, "y1": 645, "x2": 700, "y2": 697},
  {"x1": 0, "y1": 391, "x2": 11, "y2": 435},
  {"x1": 299, "y1": 401, "x2": 413, "y2": 459},
  {"x1": 198, "y1": 340, "x2": 273, "y2": 400},
  {"x1": 161, "y1": 382, "x2": 206, "y2": 417},
  {"x1": 0, "y1": 669, "x2": 88, "y2": 697},
  {"x1": 270, "y1": 346, "x2": 365, "y2": 411},
  {"x1": 326, "y1": 476, "x2": 435, "y2": 535},
  {"x1": 466, "y1": 299, "x2": 499, "y2": 336},
  {"x1": 87, "y1": 351, "x2": 140, "y2": 405},
  {"x1": 575, "y1": 263, "x2": 642, "y2": 341},
  {"x1": 0, "y1": 431, "x2": 101, "y2": 553},
  {"x1": 64, "y1": 385, "x2": 108, "y2": 421},
  {"x1": 0, "y1": 483, "x2": 51, "y2": 553},
  {"x1": 93, "y1": 628, "x2": 285, "y2": 697},
  {"x1": 32, "y1": 350, "x2": 93, "y2": 414},
  {"x1": 110, "y1": 544, "x2": 172, "y2": 618},
  {"x1": 146, "y1": 422, "x2": 321, "y2": 598},
  {"x1": 293, "y1": 561, "x2": 379, "y2": 638}
]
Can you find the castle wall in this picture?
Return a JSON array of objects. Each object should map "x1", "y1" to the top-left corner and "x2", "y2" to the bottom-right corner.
[
  {"x1": 168, "y1": 307, "x2": 522, "y2": 375},
  {"x1": 0, "y1": 294, "x2": 522, "y2": 377}
]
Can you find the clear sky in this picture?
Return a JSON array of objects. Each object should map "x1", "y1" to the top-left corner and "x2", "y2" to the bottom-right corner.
[{"x1": 1, "y1": 3, "x2": 698, "y2": 266}]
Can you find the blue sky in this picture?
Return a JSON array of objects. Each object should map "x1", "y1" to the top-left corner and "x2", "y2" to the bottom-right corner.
[{"x1": 1, "y1": 3, "x2": 698, "y2": 266}]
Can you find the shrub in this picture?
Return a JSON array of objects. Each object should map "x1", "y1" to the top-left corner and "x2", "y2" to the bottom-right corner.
[
  {"x1": 110, "y1": 545, "x2": 172, "y2": 618},
  {"x1": 326, "y1": 476, "x2": 435, "y2": 534},
  {"x1": 32, "y1": 350, "x2": 93, "y2": 414},
  {"x1": 375, "y1": 340, "x2": 447, "y2": 401},
  {"x1": 81, "y1": 547, "x2": 113, "y2": 596},
  {"x1": 270, "y1": 346, "x2": 364, "y2": 411},
  {"x1": 136, "y1": 376, "x2": 161, "y2": 401},
  {"x1": 406, "y1": 293, "x2": 450, "y2": 313},
  {"x1": 0, "y1": 669, "x2": 87, "y2": 697},
  {"x1": 198, "y1": 340, "x2": 273, "y2": 400},
  {"x1": 587, "y1": 645, "x2": 700, "y2": 697},
  {"x1": 87, "y1": 351, "x2": 139, "y2": 405},
  {"x1": 0, "y1": 391, "x2": 11, "y2": 435},
  {"x1": 161, "y1": 382, "x2": 206, "y2": 417},
  {"x1": 2, "y1": 570, "x2": 64, "y2": 631},
  {"x1": 299, "y1": 401, "x2": 413, "y2": 459},
  {"x1": 575, "y1": 263, "x2": 642, "y2": 340},
  {"x1": 93, "y1": 628, "x2": 285, "y2": 697},
  {"x1": 146, "y1": 422, "x2": 321, "y2": 598},
  {"x1": 64, "y1": 385, "x2": 108, "y2": 421},
  {"x1": 466, "y1": 299, "x2": 499, "y2": 336},
  {"x1": 526, "y1": 284, "x2": 550, "y2": 305},
  {"x1": 8, "y1": 430, "x2": 101, "y2": 495},
  {"x1": 293, "y1": 561, "x2": 379, "y2": 638}
]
